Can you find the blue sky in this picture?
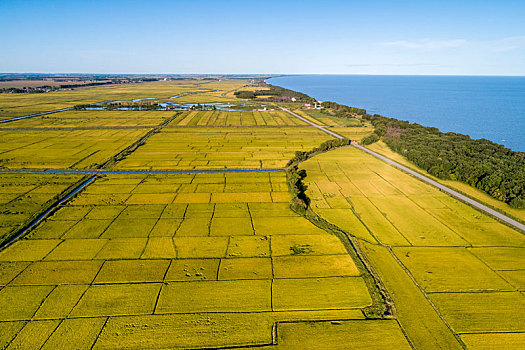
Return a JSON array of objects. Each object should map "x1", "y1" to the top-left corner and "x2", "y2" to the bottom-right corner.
[{"x1": 1, "y1": 0, "x2": 524, "y2": 75}]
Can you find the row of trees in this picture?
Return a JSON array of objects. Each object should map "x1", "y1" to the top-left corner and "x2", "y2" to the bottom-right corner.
[
  {"x1": 287, "y1": 138, "x2": 350, "y2": 166},
  {"x1": 1, "y1": 78, "x2": 157, "y2": 94},
  {"x1": 364, "y1": 114, "x2": 525, "y2": 208},
  {"x1": 320, "y1": 101, "x2": 367, "y2": 117},
  {"x1": 234, "y1": 84, "x2": 315, "y2": 103},
  {"x1": 286, "y1": 138, "x2": 350, "y2": 214},
  {"x1": 1, "y1": 86, "x2": 56, "y2": 93},
  {"x1": 74, "y1": 102, "x2": 167, "y2": 111}
]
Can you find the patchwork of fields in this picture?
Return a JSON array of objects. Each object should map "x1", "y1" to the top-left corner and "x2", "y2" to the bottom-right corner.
[
  {"x1": 0, "y1": 128, "x2": 151, "y2": 169},
  {"x1": 0, "y1": 80, "x2": 229, "y2": 120},
  {"x1": 0, "y1": 80, "x2": 416, "y2": 348},
  {"x1": 115, "y1": 127, "x2": 330, "y2": 170},
  {"x1": 0, "y1": 111, "x2": 174, "y2": 129},
  {"x1": 168, "y1": 110, "x2": 308, "y2": 126},
  {"x1": 2, "y1": 79, "x2": 521, "y2": 348},
  {"x1": 0, "y1": 172, "x2": 397, "y2": 348},
  {"x1": 301, "y1": 147, "x2": 525, "y2": 348}
]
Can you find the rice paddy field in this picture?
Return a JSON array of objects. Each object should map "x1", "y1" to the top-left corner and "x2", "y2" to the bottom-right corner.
[
  {"x1": 1, "y1": 78, "x2": 520, "y2": 348},
  {"x1": 0, "y1": 172, "x2": 403, "y2": 349},
  {"x1": 0, "y1": 128, "x2": 151, "y2": 169},
  {"x1": 0, "y1": 79, "x2": 415, "y2": 349},
  {"x1": 114, "y1": 127, "x2": 330, "y2": 170},
  {"x1": 167, "y1": 110, "x2": 308, "y2": 126},
  {"x1": 0, "y1": 174, "x2": 83, "y2": 244},
  {"x1": 299, "y1": 110, "x2": 363, "y2": 127},
  {"x1": 301, "y1": 146, "x2": 525, "y2": 348},
  {"x1": 293, "y1": 110, "x2": 374, "y2": 142}
]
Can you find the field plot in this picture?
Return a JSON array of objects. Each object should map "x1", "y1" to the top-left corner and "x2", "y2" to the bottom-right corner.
[
  {"x1": 0, "y1": 173, "x2": 82, "y2": 244},
  {"x1": 301, "y1": 146, "x2": 525, "y2": 347},
  {"x1": 0, "y1": 110, "x2": 174, "y2": 129},
  {"x1": 167, "y1": 110, "x2": 307, "y2": 126},
  {"x1": 0, "y1": 128, "x2": 149, "y2": 169},
  {"x1": 276, "y1": 319, "x2": 411, "y2": 349},
  {"x1": 331, "y1": 126, "x2": 374, "y2": 142},
  {"x1": 115, "y1": 127, "x2": 331, "y2": 169},
  {"x1": 0, "y1": 171, "x2": 404, "y2": 349}
]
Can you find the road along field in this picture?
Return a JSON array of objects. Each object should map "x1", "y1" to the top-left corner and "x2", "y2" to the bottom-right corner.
[
  {"x1": 300, "y1": 146, "x2": 525, "y2": 348},
  {"x1": 0, "y1": 81, "x2": 413, "y2": 349}
]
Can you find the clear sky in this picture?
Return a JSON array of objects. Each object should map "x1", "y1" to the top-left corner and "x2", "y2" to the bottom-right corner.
[{"x1": 1, "y1": 0, "x2": 524, "y2": 75}]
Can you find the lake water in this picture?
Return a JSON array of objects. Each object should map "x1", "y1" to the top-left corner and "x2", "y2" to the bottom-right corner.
[{"x1": 268, "y1": 75, "x2": 525, "y2": 152}]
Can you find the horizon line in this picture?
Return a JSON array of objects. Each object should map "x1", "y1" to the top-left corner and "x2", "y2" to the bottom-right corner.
[{"x1": 1, "y1": 72, "x2": 525, "y2": 77}]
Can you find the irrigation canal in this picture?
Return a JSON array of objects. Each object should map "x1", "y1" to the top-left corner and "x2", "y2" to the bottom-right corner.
[
  {"x1": 0, "y1": 108, "x2": 73, "y2": 123},
  {"x1": 0, "y1": 168, "x2": 285, "y2": 175},
  {"x1": 0, "y1": 175, "x2": 97, "y2": 250}
]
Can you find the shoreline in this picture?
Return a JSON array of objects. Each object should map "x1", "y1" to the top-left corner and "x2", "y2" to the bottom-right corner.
[{"x1": 267, "y1": 74, "x2": 525, "y2": 153}]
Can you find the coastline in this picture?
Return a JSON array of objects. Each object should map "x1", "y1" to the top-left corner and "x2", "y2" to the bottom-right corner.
[{"x1": 268, "y1": 74, "x2": 525, "y2": 152}]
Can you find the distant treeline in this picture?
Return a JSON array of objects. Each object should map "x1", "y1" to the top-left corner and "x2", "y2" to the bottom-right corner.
[
  {"x1": 363, "y1": 114, "x2": 525, "y2": 208},
  {"x1": 56, "y1": 81, "x2": 115, "y2": 89},
  {"x1": 73, "y1": 101, "x2": 169, "y2": 111},
  {"x1": 1, "y1": 78, "x2": 161, "y2": 94},
  {"x1": 0, "y1": 87, "x2": 54, "y2": 93},
  {"x1": 1, "y1": 81, "x2": 114, "y2": 93},
  {"x1": 234, "y1": 84, "x2": 315, "y2": 103}
]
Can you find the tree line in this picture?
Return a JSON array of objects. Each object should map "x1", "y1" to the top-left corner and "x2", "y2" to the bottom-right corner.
[
  {"x1": 234, "y1": 84, "x2": 315, "y2": 103},
  {"x1": 320, "y1": 101, "x2": 367, "y2": 117},
  {"x1": 363, "y1": 114, "x2": 525, "y2": 208}
]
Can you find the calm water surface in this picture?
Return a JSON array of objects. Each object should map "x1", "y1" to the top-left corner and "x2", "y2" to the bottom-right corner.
[{"x1": 269, "y1": 75, "x2": 525, "y2": 152}]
